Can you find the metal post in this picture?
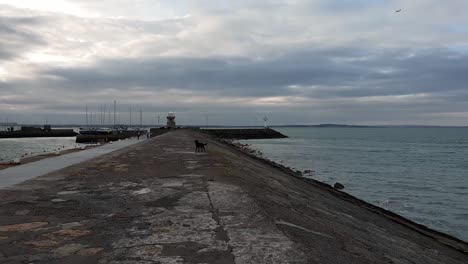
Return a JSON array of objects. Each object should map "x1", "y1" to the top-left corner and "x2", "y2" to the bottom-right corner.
[
  {"x1": 113, "y1": 100, "x2": 117, "y2": 126},
  {"x1": 140, "y1": 108, "x2": 143, "y2": 128}
]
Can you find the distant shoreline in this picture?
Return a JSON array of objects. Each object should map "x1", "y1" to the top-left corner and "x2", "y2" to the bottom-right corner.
[{"x1": 273, "y1": 124, "x2": 468, "y2": 128}]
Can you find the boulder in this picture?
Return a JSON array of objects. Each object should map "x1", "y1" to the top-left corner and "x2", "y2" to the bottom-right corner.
[{"x1": 334, "y1": 182, "x2": 345, "y2": 190}]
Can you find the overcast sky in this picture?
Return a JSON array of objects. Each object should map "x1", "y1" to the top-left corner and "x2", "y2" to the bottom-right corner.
[{"x1": 1, "y1": 0, "x2": 468, "y2": 126}]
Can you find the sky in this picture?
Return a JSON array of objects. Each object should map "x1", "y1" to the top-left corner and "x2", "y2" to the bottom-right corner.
[{"x1": 1, "y1": 0, "x2": 468, "y2": 126}]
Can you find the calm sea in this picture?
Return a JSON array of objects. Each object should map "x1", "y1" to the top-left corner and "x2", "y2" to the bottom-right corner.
[
  {"x1": 241, "y1": 127, "x2": 468, "y2": 241},
  {"x1": 0, "y1": 137, "x2": 84, "y2": 163}
]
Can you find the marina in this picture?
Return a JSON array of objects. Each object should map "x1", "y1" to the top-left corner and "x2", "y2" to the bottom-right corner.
[{"x1": 0, "y1": 123, "x2": 77, "y2": 139}]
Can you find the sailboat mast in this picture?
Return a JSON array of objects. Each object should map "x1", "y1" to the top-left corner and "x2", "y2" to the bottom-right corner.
[
  {"x1": 140, "y1": 108, "x2": 142, "y2": 128},
  {"x1": 113, "y1": 100, "x2": 117, "y2": 126},
  {"x1": 103, "y1": 104, "x2": 107, "y2": 126},
  {"x1": 99, "y1": 106, "x2": 102, "y2": 125}
]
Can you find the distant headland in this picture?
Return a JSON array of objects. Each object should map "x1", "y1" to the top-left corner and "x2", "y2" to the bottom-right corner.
[{"x1": 273, "y1": 124, "x2": 468, "y2": 128}]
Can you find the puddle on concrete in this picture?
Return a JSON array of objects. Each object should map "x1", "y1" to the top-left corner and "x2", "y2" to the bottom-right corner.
[
  {"x1": 162, "y1": 182, "x2": 184, "y2": 188},
  {"x1": 145, "y1": 193, "x2": 184, "y2": 208},
  {"x1": 174, "y1": 151, "x2": 206, "y2": 155},
  {"x1": 186, "y1": 165, "x2": 202, "y2": 170},
  {"x1": 114, "y1": 164, "x2": 129, "y2": 172},
  {"x1": 59, "y1": 222, "x2": 84, "y2": 229},
  {"x1": 57, "y1": 191, "x2": 80, "y2": 195},
  {"x1": 120, "y1": 182, "x2": 139, "y2": 188},
  {"x1": 15, "y1": 210, "x2": 30, "y2": 216},
  {"x1": 180, "y1": 174, "x2": 204, "y2": 178},
  {"x1": 133, "y1": 188, "x2": 152, "y2": 195}
]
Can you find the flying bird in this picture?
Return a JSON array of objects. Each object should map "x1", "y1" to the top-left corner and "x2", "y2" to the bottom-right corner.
[{"x1": 395, "y1": 9, "x2": 402, "y2": 13}]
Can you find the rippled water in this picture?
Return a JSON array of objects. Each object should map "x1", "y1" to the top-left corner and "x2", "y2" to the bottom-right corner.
[
  {"x1": 0, "y1": 137, "x2": 84, "y2": 163},
  {"x1": 241, "y1": 127, "x2": 468, "y2": 241}
]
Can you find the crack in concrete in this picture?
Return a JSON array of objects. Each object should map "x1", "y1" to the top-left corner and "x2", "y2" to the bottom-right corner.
[{"x1": 205, "y1": 182, "x2": 235, "y2": 263}]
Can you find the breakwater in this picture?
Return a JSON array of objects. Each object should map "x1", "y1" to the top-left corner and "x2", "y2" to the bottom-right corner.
[
  {"x1": 76, "y1": 134, "x2": 133, "y2": 143},
  {"x1": 76, "y1": 128, "x2": 171, "y2": 143},
  {"x1": 201, "y1": 128, "x2": 287, "y2": 139},
  {"x1": 76, "y1": 130, "x2": 153, "y2": 143},
  {"x1": 0, "y1": 130, "x2": 467, "y2": 263},
  {"x1": 0, "y1": 129, "x2": 77, "y2": 138}
]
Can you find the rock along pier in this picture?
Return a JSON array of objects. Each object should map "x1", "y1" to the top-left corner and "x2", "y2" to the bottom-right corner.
[{"x1": 0, "y1": 130, "x2": 467, "y2": 263}]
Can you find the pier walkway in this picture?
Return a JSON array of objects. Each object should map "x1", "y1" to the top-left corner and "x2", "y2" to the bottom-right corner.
[
  {"x1": 0, "y1": 138, "x2": 145, "y2": 189},
  {"x1": 0, "y1": 130, "x2": 467, "y2": 263}
]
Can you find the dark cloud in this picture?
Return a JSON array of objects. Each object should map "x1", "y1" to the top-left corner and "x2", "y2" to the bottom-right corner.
[
  {"x1": 34, "y1": 47, "x2": 468, "y2": 101},
  {"x1": 0, "y1": 15, "x2": 46, "y2": 60},
  {"x1": 37, "y1": 50, "x2": 362, "y2": 96}
]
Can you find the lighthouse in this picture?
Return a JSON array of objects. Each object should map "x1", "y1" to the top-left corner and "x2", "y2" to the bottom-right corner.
[{"x1": 167, "y1": 112, "x2": 176, "y2": 128}]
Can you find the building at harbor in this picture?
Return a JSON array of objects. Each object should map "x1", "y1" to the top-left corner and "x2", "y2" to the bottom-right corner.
[
  {"x1": 0, "y1": 122, "x2": 21, "y2": 132},
  {"x1": 167, "y1": 112, "x2": 176, "y2": 128}
]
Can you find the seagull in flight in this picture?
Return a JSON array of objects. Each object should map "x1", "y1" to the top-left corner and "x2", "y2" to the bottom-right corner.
[{"x1": 395, "y1": 9, "x2": 402, "y2": 13}]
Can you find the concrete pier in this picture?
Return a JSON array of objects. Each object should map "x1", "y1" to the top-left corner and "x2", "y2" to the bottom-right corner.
[{"x1": 0, "y1": 130, "x2": 467, "y2": 263}]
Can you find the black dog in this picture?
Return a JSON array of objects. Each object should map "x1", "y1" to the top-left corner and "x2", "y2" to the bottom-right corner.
[{"x1": 194, "y1": 140, "x2": 207, "y2": 152}]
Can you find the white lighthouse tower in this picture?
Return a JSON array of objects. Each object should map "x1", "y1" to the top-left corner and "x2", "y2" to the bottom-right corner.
[{"x1": 167, "y1": 112, "x2": 176, "y2": 128}]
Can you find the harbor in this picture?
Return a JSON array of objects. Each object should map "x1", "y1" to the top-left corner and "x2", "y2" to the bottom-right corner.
[
  {"x1": 0, "y1": 129, "x2": 467, "y2": 263},
  {"x1": 0, "y1": 123, "x2": 77, "y2": 139},
  {"x1": 0, "y1": 106, "x2": 165, "y2": 164},
  {"x1": 0, "y1": 110, "x2": 284, "y2": 166}
]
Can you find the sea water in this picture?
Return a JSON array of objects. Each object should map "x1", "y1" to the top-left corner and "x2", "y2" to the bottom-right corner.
[
  {"x1": 0, "y1": 137, "x2": 84, "y2": 163},
  {"x1": 241, "y1": 127, "x2": 468, "y2": 241}
]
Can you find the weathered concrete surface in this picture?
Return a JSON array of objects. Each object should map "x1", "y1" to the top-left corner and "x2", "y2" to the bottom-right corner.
[{"x1": 0, "y1": 130, "x2": 467, "y2": 263}]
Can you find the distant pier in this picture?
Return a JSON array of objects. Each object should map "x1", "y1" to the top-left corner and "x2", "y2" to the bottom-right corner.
[{"x1": 201, "y1": 128, "x2": 288, "y2": 139}]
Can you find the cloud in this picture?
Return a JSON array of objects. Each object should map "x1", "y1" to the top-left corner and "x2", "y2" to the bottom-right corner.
[
  {"x1": 1, "y1": 1, "x2": 468, "y2": 125},
  {"x1": 0, "y1": 14, "x2": 46, "y2": 60},
  {"x1": 32, "y1": 46, "x2": 468, "y2": 99}
]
